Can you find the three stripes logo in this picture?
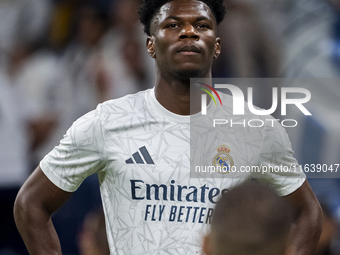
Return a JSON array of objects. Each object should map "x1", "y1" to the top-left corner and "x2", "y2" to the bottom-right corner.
[
  {"x1": 196, "y1": 82, "x2": 222, "y2": 115},
  {"x1": 125, "y1": 146, "x2": 155, "y2": 165}
]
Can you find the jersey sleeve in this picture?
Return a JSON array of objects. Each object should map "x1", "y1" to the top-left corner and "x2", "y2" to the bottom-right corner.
[
  {"x1": 254, "y1": 119, "x2": 306, "y2": 196},
  {"x1": 40, "y1": 104, "x2": 107, "y2": 192}
]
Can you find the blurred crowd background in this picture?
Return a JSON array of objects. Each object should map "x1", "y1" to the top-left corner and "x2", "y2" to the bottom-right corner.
[{"x1": 1, "y1": 0, "x2": 340, "y2": 254}]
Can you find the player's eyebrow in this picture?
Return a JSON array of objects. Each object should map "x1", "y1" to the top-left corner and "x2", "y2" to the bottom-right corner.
[{"x1": 163, "y1": 16, "x2": 211, "y2": 23}]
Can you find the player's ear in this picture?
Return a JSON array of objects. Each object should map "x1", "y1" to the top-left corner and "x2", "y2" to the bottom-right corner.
[
  {"x1": 214, "y1": 37, "x2": 221, "y2": 60},
  {"x1": 147, "y1": 36, "x2": 156, "y2": 59},
  {"x1": 202, "y1": 235, "x2": 213, "y2": 255}
]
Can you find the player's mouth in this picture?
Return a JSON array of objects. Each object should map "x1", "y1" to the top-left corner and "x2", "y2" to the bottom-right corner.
[{"x1": 177, "y1": 45, "x2": 201, "y2": 55}]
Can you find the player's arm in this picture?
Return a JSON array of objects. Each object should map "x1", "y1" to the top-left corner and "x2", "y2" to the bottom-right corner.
[
  {"x1": 284, "y1": 180, "x2": 322, "y2": 255},
  {"x1": 14, "y1": 165, "x2": 72, "y2": 255}
]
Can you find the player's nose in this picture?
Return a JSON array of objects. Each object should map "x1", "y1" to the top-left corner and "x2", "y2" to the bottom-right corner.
[{"x1": 179, "y1": 23, "x2": 199, "y2": 40}]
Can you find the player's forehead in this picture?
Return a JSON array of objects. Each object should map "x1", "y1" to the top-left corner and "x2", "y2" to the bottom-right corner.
[
  {"x1": 159, "y1": 0, "x2": 212, "y2": 15},
  {"x1": 151, "y1": 0, "x2": 216, "y2": 30}
]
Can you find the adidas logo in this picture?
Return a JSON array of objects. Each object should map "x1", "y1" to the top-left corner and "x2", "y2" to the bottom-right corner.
[{"x1": 125, "y1": 146, "x2": 155, "y2": 165}]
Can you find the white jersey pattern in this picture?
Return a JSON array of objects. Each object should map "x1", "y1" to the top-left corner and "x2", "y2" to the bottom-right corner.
[{"x1": 40, "y1": 88, "x2": 305, "y2": 255}]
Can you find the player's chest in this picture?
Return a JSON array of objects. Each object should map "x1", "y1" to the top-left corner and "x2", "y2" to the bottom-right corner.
[
  {"x1": 102, "y1": 123, "x2": 189, "y2": 174},
  {"x1": 103, "y1": 126, "x2": 261, "y2": 180}
]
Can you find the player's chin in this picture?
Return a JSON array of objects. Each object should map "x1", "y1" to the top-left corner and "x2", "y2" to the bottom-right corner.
[
  {"x1": 174, "y1": 64, "x2": 206, "y2": 79},
  {"x1": 174, "y1": 68, "x2": 204, "y2": 80}
]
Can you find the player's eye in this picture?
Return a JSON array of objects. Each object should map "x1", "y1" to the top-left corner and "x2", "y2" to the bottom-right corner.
[
  {"x1": 166, "y1": 23, "x2": 180, "y2": 29},
  {"x1": 196, "y1": 24, "x2": 209, "y2": 29}
]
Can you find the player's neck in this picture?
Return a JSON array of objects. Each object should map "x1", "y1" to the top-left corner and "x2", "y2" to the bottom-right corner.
[{"x1": 154, "y1": 72, "x2": 211, "y2": 115}]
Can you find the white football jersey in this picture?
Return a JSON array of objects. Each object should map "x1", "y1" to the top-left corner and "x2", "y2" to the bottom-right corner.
[{"x1": 40, "y1": 88, "x2": 305, "y2": 255}]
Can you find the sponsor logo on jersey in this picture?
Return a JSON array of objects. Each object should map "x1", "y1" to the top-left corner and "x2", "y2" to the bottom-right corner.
[
  {"x1": 212, "y1": 145, "x2": 234, "y2": 174},
  {"x1": 130, "y1": 179, "x2": 228, "y2": 203},
  {"x1": 130, "y1": 179, "x2": 229, "y2": 224}
]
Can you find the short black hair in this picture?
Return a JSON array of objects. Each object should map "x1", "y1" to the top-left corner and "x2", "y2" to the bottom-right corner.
[{"x1": 138, "y1": 0, "x2": 226, "y2": 36}]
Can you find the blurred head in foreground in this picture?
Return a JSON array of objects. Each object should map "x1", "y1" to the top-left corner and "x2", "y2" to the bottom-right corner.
[{"x1": 203, "y1": 181, "x2": 294, "y2": 255}]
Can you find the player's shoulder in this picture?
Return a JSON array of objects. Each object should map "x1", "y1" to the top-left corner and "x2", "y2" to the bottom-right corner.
[
  {"x1": 216, "y1": 90, "x2": 288, "y2": 137},
  {"x1": 63, "y1": 89, "x2": 151, "y2": 146},
  {"x1": 98, "y1": 89, "x2": 150, "y2": 115},
  {"x1": 69, "y1": 89, "x2": 150, "y2": 130},
  {"x1": 216, "y1": 91, "x2": 279, "y2": 120},
  {"x1": 216, "y1": 91, "x2": 269, "y2": 116}
]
